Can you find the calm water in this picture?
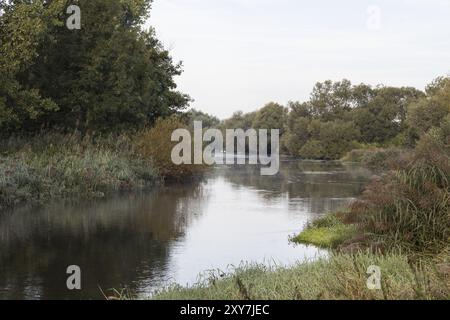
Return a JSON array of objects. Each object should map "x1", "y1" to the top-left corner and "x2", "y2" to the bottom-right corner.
[{"x1": 0, "y1": 160, "x2": 371, "y2": 300}]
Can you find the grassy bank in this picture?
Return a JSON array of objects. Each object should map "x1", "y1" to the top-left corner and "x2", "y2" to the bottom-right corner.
[
  {"x1": 0, "y1": 133, "x2": 160, "y2": 211},
  {"x1": 152, "y1": 252, "x2": 449, "y2": 300},
  {"x1": 0, "y1": 117, "x2": 210, "y2": 211}
]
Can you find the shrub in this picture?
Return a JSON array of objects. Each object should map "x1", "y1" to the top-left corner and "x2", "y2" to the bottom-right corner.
[
  {"x1": 341, "y1": 147, "x2": 409, "y2": 171},
  {"x1": 351, "y1": 130, "x2": 450, "y2": 253},
  {"x1": 0, "y1": 156, "x2": 47, "y2": 210},
  {"x1": 298, "y1": 140, "x2": 325, "y2": 159},
  {"x1": 134, "y1": 116, "x2": 207, "y2": 179},
  {"x1": 361, "y1": 148, "x2": 405, "y2": 170},
  {"x1": 341, "y1": 148, "x2": 379, "y2": 163}
]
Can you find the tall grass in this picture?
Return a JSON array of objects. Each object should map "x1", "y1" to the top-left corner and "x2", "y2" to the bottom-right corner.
[
  {"x1": 0, "y1": 133, "x2": 159, "y2": 210},
  {"x1": 152, "y1": 252, "x2": 450, "y2": 300},
  {"x1": 352, "y1": 129, "x2": 450, "y2": 254},
  {"x1": 291, "y1": 213, "x2": 358, "y2": 248}
]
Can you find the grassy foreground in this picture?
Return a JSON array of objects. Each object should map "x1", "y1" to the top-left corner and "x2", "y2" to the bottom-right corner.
[{"x1": 152, "y1": 252, "x2": 449, "y2": 300}]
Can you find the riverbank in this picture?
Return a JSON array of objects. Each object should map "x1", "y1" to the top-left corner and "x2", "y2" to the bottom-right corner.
[
  {"x1": 0, "y1": 117, "x2": 212, "y2": 212},
  {"x1": 151, "y1": 251, "x2": 449, "y2": 300},
  {"x1": 340, "y1": 147, "x2": 410, "y2": 171},
  {"x1": 0, "y1": 133, "x2": 160, "y2": 211}
]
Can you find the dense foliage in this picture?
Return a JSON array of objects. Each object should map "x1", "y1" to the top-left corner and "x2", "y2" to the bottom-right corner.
[
  {"x1": 182, "y1": 108, "x2": 220, "y2": 128},
  {"x1": 134, "y1": 116, "x2": 206, "y2": 179},
  {"x1": 0, "y1": 0, "x2": 188, "y2": 134},
  {"x1": 354, "y1": 122, "x2": 450, "y2": 253},
  {"x1": 222, "y1": 77, "x2": 449, "y2": 160}
]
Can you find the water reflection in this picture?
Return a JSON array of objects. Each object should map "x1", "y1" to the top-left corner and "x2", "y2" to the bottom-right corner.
[
  {"x1": 0, "y1": 160, "x2": 371, "y2": 300},
  {"x1": 223, "y1": 160, "x2": 371, "y2": 213},
  {"x1": 0, "y1": 183, "x2": 207, "y2": 299}
]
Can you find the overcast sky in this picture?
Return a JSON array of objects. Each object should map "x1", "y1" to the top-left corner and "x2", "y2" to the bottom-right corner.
[{"x1": 145, "y1": 0, "x2": 450, "y2": 119}]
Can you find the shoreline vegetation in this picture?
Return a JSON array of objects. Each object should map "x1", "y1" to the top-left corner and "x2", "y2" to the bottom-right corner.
[
  {"x1": 0, "y1": 133, "x2": 160, "y2": 211},
  {"x1": 151, "y1": 252, "x2": 449, "y2": 300},
  {"x1": 0, "y1": 117, "x2": 212, "y2": 211},
  {"x1": 1, "y1": 0, "x2": 450, "y2": 301},
  {"x1": 2, "y1": 80, "x2": 448, "y2": 212}
]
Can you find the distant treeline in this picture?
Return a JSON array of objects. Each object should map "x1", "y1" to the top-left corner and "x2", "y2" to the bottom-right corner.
[{"x1": 219, "y1": 78, "x2": 450, "y2": 159}]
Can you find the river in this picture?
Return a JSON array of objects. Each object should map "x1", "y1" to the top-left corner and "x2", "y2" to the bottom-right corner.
[{"x1": 0, "y1": 160, "x2": 372, "y2": 299}]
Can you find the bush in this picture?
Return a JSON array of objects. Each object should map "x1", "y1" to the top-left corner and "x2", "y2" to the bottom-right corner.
[
  {"x1": 341, "y1": 148, "x2": 377, "y2": 163},
  {"x1": 134, "y1": 116, "x2": 207, "y2": 179},
  {"x1": 351, "y1": 130, "x2": 450, "y2": 253},
  {"x1": 341, "y1": 147, "x2": 408, "y2": 171},
  {"x1": 361, "y1": 148, "x2": 406, "y2": 170},
  {"x1": 298, "y1": 140, "x2": 325, "y2": 159}
]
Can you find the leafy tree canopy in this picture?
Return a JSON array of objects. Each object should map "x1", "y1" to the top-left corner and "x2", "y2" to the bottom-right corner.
[{"x1": 0, "y1": 0, "x2": 189, "y2": 134}]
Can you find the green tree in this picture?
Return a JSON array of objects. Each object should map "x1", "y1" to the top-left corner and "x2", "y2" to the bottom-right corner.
[
  {"x1": 407, "y1": 77, "x2": 450, "y2": 137},
  {"x1": 282, "y1": 116, "x2": 310, "y2": 156},
  {"x1": 317, "y1": 120, "x2": 360, "y2": 159},
  {"x1": 183, "y1": 109, "x2": 220, "y2": 128},
  {"x1": 0, "y1": 0, "x2": 60, "y2": 133},
  {"x1": 351, "y1": 86, "x2": 424, "y2": 144},
  {"x1": 308, "y1": 79, "x2": 353, "y2": 121},
  {"x1": 0, "y1": 0, "x2": 189, "y2": 134},
  {"x1": 252, "y1": 102, "x2": 288, "y2": 133},
  {"x1": 296, "y1": 120, "x2": 360, "y2": 160},
  {"x1": 221, "y1": 110, "x2": 256, "y2": 130}
]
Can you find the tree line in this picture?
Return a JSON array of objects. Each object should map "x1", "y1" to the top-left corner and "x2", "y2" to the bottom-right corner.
[
  {"x1": 220, "y1": 78, "x2": 450, "y2": 159},
  {"x1": 1, "y1": 1, "x2": 448, "y2": 162}
]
